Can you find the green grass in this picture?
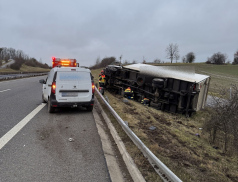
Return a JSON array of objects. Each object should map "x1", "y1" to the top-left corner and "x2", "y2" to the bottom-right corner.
[
  {"x1": 152, "y1": 62, "x2": 238, "y2": 76},
  {"x1": 195, "y1": 64, "x2": 238, "y2": 77},
  {"x1": 152, "y1": 63, "x2": 238, "y2": 94}
]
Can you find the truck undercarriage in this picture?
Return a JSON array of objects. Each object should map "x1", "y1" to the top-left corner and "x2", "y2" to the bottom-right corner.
[{"x1": 102, "y1": 64, "x2": 210, "y2": 116}]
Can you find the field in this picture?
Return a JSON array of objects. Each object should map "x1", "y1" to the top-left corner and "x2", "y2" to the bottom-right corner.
[
  {"x1": 195, "y1": 64, "x2": 238, "y2": 95},
  {"x1": 152, "y1": 63, "x2": 238, "y2": 95},
  {"x1": 91, "y1": 63, "x2": 238, "y2": 182},
  {"x1": 0, "y1": 64, "x2": 50, "y2": 73}
]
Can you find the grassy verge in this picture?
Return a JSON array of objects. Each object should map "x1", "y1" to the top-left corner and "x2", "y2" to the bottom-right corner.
[
  {"x1": 195, "y1": 64, "x2": 238, "y2": 94},
  {"x1": 148, "y1": 63, "x2": 238, "y2": 94},
  {"x1": 91, "y1": 66, "x2": 238, "y2": 182}
]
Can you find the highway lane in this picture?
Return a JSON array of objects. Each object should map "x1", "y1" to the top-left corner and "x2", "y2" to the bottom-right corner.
[
  {"x1": 0, "y1": 76, "x2": 46, "y2": 138},
  {"x1": 0, "y1": 77, "x2": 111, "y2": 181}
]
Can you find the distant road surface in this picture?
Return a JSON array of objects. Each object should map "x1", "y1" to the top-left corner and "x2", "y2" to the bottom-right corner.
[
  {"x1": 0, "y1": 59, "x2": 15, "y2": 69},
  {"x1": 0, "y1": 76, "x2": 110, "y2": 182}
]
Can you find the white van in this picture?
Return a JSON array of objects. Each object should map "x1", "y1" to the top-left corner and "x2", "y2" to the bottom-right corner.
[{"x1": 40, "y1": 67, "x2": 95, "y2": 113}]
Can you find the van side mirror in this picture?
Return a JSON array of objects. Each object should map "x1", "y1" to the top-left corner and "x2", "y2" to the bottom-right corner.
[{"x1": 39, "y1": 79, "x2": 46, "y2": 84}]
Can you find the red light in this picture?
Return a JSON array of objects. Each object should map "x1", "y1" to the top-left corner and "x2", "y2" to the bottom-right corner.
[
  {"x1": 51, "y1": 58, "x2": 77, "y2": 68},
  {"x1": 193, "y1": 84, "x2": 196, "y2": 91},
  {"x1": 92, "y1": 82, "x2": 95, "y2": 94},
  {"x1": 51, "y1": 82, "x2": 56, "y2": 94}
]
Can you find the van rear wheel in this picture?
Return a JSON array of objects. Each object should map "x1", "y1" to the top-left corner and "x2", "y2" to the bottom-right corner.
[{"x1": 48, "y1": 99, "x2": 54, "y2": 113}]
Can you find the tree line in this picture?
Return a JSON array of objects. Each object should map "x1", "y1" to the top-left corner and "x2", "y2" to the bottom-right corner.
[
  {"x1": 0, "y1": 47, "x2": 50, "y2": 70},
  {"x1": 90, "y1": 57, "x2": 116, "y2": 69},
  {"x1": 90, "y1": 45, "x2": 238, "y2": 68},
  {"x1": 166, "y1": 43, "x2": 238, "y2": 65}
]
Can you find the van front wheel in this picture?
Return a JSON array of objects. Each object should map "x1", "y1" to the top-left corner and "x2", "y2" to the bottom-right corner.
[{"x1": 42, "y1": 94, "x2": 46, "y2": 103}]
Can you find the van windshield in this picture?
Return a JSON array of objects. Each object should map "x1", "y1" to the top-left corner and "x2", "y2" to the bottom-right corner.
[{"x1": 58, "y1": 72, "x2": 90, "y2": 82}]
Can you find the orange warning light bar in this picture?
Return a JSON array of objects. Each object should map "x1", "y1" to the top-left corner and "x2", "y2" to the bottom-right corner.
[{"x1": 52, "y1": 58, "x2": 77, "y2": 68}]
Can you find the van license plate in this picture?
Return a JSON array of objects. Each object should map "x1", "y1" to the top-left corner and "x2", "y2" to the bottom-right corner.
[{"x1": 62, "y1": 92, "x2": 78, "y2": 97}]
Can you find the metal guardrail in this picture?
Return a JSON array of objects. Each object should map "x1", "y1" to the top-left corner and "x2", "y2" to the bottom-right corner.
[
  {"x1": 0, "y1": 71, "x2": 49, "y2": 75},
  {"x1": 96, "y1": 87, "x2": 182, "y2": 182},
  {"x1": 0, "y1": 72, "x2": 48, "y2": 81}
]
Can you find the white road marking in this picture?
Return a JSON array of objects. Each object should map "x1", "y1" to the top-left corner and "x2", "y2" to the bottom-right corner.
[
  {"x1": 0, "y1": 103, "x2": 46, "y2": 150},
  {"x1": 0, "y1": 89, "x2": 11, "y2": 93}
]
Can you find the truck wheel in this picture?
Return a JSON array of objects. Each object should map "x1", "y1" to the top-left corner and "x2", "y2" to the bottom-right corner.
[
  {"x1": 86, "y1": 105, "x2": 93, "y2": 111},
  {"x1": 120, "y1": 88, "x2": 124, "y2": 97},
  {"x1": 136, "y1": 94, "x2": 143, "y2": 102},
  {"x1": 152, "y1": 78, "x2": 164, "y2": 89},
  {"x1": 42, "y1": 94, "x2": 46, "y2": 103},
  {"x1": 99, "y1": 87, "x2": 104, "y2": 95},
  {"x1": 136, "y1": 76, "x2": 145, "y2": 86},
  {"x1": 48, "y1": 98, "x2": 54, "y2": 113}
]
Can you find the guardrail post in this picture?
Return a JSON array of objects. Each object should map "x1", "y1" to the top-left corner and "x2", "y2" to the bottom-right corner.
[{"x1": 95, "y1": 87, "x2": 182, "y2": 182}]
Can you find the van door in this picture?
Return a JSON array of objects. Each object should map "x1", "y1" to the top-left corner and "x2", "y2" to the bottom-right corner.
[
  {"x1": 43, "y1": 70, "x2": 54, "y2": 101},
  {"x1": 55, "y1": 71, "x2": 92, "y2": 103}
]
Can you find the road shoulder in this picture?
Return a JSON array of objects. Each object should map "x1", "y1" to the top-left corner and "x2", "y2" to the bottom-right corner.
[{"x1": 93, "y1": 98, "x2": 145, "y2": 182}]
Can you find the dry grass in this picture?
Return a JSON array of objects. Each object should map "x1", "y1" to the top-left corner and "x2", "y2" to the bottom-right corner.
[
  {"x1": 151, "y1": 63, "x2": 238, "y2": 94},
  {"x1": 91, "y1": 67, "x2": 238, "y2": 182}
]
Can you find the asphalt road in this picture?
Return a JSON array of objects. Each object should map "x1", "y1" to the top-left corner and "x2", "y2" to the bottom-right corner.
[
  {"x1": 0, "y1": 59, "x2": 15, "y2": 69},
  {"x1": 0, "y1": 76, "x2": 110, "y2": 182}
]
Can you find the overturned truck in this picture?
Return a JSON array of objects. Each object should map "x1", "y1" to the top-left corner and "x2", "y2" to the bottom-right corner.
[{"x1": 103, "y1": 64, "x2": 210, "y2": 116}]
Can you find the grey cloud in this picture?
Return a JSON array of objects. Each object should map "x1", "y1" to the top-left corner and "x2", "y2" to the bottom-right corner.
[{"x1": 0, "y1": 0, "x2": 238, "y2": 66}]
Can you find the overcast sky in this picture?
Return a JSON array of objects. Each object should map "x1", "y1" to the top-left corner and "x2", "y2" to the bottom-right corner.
[{"x1": 0, "y1": 0, "x2": 238, "y2": 66}]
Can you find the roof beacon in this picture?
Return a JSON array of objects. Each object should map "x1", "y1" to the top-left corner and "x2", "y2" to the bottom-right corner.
[{"x1": 52, "y1": 57, "x2": 77, "y2": 68}]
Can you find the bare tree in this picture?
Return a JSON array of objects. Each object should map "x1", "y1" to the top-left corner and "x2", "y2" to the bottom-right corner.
[
  {"x1": 182, "y1": 56, "x2": 186, "y2": 63},
  {"x1": 123, "y1": 60, "x2": 129, "y2": 65},
  {"x1": 142, "y1": 56, "x2": 146, "y2": 64},
  {"x1": 207, "y1": 52, "x2": 227, "y2": 65},
  {"x1": 95, "y1": 56, "x2": 101, "y2": 66},
  {"x1": 232, "y1": 50, "x2": 238, "y2": 65},
  {"x1": 233, "y1": 57, "x2": 238, "y2": 65},
  {"x1": 154, "y1": 59, "x2": 161, "y2": 64},
  {"x1": 132, "y1": 60, "x2": 137, "y2": 64},
  {"x1": 0, "y1": 47, "x2": 3, "y2": 58},
  {"x1": 119, "y1": 55, "x2": 122, "y2": 65},
  {"x1": 175, "y1": 54, "x2": 180, "y2": 63},
  {"x1": 183, "y1": 52, "x2": 196, "y2": 63},
  {"x1": 166, "y1": 43, "x2": 179, "y2": 63},
  {"x1": 204, "y1": 85, "x2": 238, "y2": 155},
  {"x1": 0, "y1": 47, "x2": 49, "y2": 70}
]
